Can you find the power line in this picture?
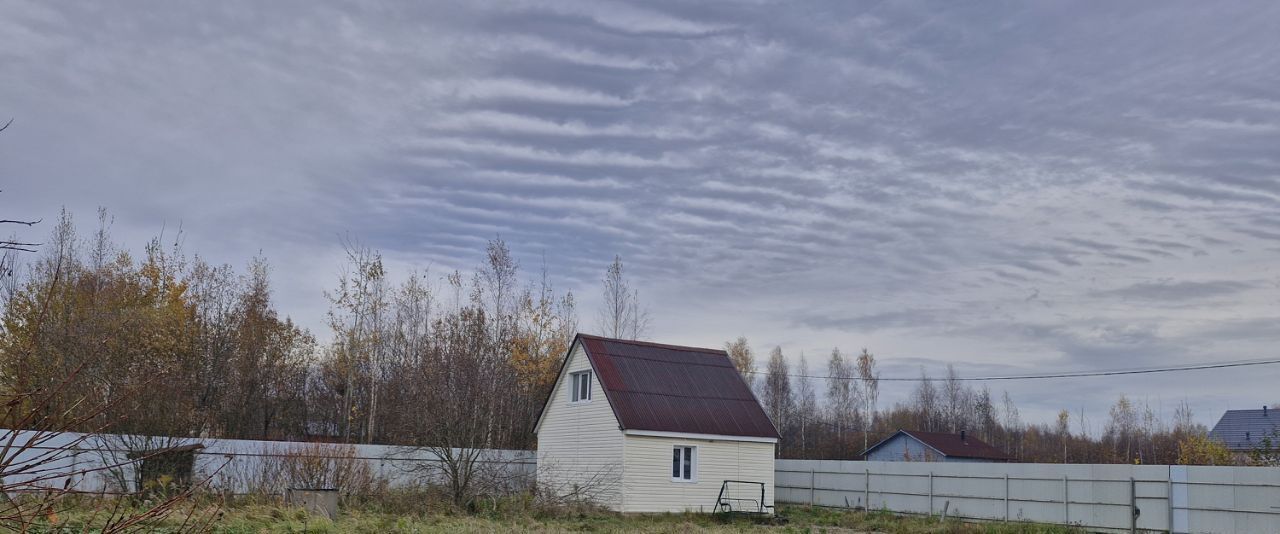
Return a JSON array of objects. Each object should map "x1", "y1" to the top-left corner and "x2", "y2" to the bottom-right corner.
[{"x1": 747, "y1": 357, "x2": 1280, "y2": 382}]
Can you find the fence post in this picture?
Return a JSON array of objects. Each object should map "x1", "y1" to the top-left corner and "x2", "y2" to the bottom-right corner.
[
  {"x1": 810, "y1": 468, "x2": 816, "y2": 506},
  {"x1": 1167, "y1": 467, "x2": 1174, "y2": 534},
  {"x1": 1063, "y1": 475, "x2": 1068, "y2": 525},
  {"x1": 1004, "y1": 473, "x2": 1009, "y2": 522},
  {"x1": 1130, "y1": 477, "x2": 1137, "y2": 534},
  {"x1": 864, "y1": 468, "x2": 870, "y2": 511},
  {"x1": 928, "y1": 471, "x2": 934, "y2": 516}
]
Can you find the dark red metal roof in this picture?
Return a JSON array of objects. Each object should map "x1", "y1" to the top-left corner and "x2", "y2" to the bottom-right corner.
[
  {"x1": 884, "y1": 430, "x2": 1012, "y2": 461},
  {"x1": 577, "y1": 334, "x2": 780, "y2": 440}
]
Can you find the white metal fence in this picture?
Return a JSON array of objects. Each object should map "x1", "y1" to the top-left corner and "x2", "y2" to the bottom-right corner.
[
  {"x1": 1, "y1": 429, "x2": 536, "y2": 496},
  {"x1": 776, "y1": 459, "x2": 1280, "y2": 533}
]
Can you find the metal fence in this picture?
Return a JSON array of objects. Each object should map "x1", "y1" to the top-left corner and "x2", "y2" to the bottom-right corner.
[
  {"x1": 776, "y1": 459, "x2": 1280, "y2": 533},
  {"x1": 2, "y1": 429, "x2": 537, "y2": 496}
]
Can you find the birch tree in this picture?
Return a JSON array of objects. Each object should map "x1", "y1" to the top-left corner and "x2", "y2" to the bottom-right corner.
[
  {"x1": 1106, "y1": 395, "x2": 1138, "y2": 462},
  {"x1": 1056, "y1": 410, "x2": 1071, "y2": 463},
  {"x1": 855, "y1": 348, "x2": 879, "y2": 452},
  {"x1": 912, "y1": 369, "x2": 940, "y2": 432},
  {"x1": 325, "y1": 239, "x2": 389, "y2": 443},
  {"x1": 596, "y1": 255, "x2": 648, "y2": 340},
  {"x1": 793, "y1": 352, "x2": 818, "y2": 458},
  {"x1": 942, "y1": 364, "x2": 972, "y2": 433},
  {"x1": 761, "y1": 346, "x2": 794, "y2": 446},
  {"x1": 826, "y1": 348, "x2": 861, "y2": 450}
]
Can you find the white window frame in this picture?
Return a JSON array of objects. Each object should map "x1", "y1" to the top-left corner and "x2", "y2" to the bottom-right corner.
[
  {"x1": 569, "y1": 370, "x2": 592, "y2": 404},
  {"x1": 671, "y1": 445, "x2": 697, "y2": 483}
]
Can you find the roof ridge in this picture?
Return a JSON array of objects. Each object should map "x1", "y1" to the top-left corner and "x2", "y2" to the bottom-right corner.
[
  {"x1": 610, "y1": 390, "x2": 758, "y2": 401},
  {"x1": 576, "y1": 333, "x2": 726, "y2": 355},
  {"x1": 595, "y1": 352, "x2": 734, "y2": 368},
  {"x1": 897, "y1": 429, "x2": 1011, "y2": 459}
]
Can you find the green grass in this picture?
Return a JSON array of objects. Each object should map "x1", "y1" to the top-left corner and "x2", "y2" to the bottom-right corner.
[
  {"x1": 780, "y1": 506, "x2": 1080, "y2": 533},
  {"x1": 29, "y1": 500, "x2": 1082, "y2": 533}
]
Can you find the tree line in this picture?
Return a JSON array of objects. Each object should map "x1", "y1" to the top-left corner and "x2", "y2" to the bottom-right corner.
[
  {"x1": 0, "y1": 210, "x2": 587, "y2": 452},
  {"x1": 1, "y1": 209, "x2": 1269, "y2": 465},
  {"x1": 741, "y1": 342, "x2": 1268, "y2": 465}
]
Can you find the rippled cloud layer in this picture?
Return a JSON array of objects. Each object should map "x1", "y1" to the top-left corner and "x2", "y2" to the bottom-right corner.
[{"x1": 4, "y1": 1, "x2": 1279, "y2": 423}]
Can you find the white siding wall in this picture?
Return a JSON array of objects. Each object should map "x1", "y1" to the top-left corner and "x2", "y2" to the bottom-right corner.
[
  {"x1": 621, "y1": 434, "x2": 775, "y2": 513},
  {"x1": 535, "y1": 343, "x2": 624, "y2": 508}
]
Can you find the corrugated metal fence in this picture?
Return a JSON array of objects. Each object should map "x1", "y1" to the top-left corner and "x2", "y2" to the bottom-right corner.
[
  {"x1": 776, "y1": 459, "x2": 1280, "y2": 533},
  {"x1": 2, "y1": 429, "x2": 536, "y2": 496}
]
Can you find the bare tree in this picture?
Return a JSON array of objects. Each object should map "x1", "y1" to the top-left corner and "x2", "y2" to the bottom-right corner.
[
  {"x1": 1, "y1": 119, "x2": 41, "y2": 271},
  {"x1": 911, "y1": 369, "x2": 937, "y2": 431},
  {"x1": 479, "y1": 236, "x2": 519, "y2": 346},
  {"x1": 826, "y1": 348, "x2": 862, "y2": 451},
  {"x1": 973, "y1": 387, "x2": 997, "y2": 442},
  {"x1": 401, "y1": 307, "x2": 510, "y2": 507},
  {"x1": 325, "y1": 238, "x2": 389, "y2": 443},
  {"x1": 1001, "y1": 391, "x2": 1021, "y2": 457},
  {"x1": 760, "y1": 347, "x2": 794, "y2": 446},
  {"x1": 595, "y1": 255, "x2": 648, "y2": 340},
  {"x1": 0, "y1": 217, "x2": 39, "y2": 253},
  {"x1": 942, "y1": 365, "x2": 972, "y2": 433},
  {"x1": 792, "y1": 352, "x2": 818, "y2": 458},
  {"x1": 854, "y1": 348, "x2": 879, "y2": 452},
  {"x1": 532, "y1": 457, "x2": 620, "y2": 508},
  {"x1": 1172, "y1": 400, "x2": 1198, "y2": 435}
]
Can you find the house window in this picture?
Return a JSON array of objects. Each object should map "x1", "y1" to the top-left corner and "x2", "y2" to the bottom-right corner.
[
  {"x1": 570, "y1": 371, "x2": 592, "y2": 403},
  {"x1": 671, "y1": 446, "x2": 696, "y2": 482}
]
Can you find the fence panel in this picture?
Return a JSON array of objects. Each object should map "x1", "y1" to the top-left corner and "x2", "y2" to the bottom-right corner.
[
  {"x1": 776, "y1": 460, "x2": 1280, "y2": 534},
  {"x1": 2, "y1": 428, "x2": 536, "y2": 496}
]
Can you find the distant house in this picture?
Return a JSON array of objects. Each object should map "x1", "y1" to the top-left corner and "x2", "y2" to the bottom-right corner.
[
  {"x1": 862, "y1": 429, "x2": 1012, "y2": 462},
  {"x1": 1209, "y1": 406, "x2": 1280, "y2": 453},
  {"x1": 534, "y1": 334, "x2": 780, "y2": 513}
]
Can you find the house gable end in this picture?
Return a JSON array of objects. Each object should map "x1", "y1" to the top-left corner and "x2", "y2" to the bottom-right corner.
[
  {"x1": 864, "y1": 430, "x2": 949, "y2": 460},
  {"x1": 533, "y1": 335, "x2": 622, "y2": 435}
]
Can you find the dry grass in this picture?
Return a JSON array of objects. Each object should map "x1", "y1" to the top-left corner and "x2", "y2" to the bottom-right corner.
[{"x1": 29, "y1": 500, "x2": 1083, "y2": 533}]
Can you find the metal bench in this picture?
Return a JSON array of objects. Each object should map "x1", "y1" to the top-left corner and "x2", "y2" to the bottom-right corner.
[{"x1": 714, "y1": 480, "x2": 773, "y2": 515}]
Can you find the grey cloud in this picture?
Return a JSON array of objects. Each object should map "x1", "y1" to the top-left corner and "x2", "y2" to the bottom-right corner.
[
  {"x1": 1096, "y1": 280, "x2": 1257, "y2": 301},
  {"x1": 790, "y1": 309, "x2": 949, "y2": 333},
  {"x1": 1141, "y1": 180, "x2": 1279, "y2": 206},
  {"x1": 6, "y1": 0, "x2": 1280, "y2": 429}
]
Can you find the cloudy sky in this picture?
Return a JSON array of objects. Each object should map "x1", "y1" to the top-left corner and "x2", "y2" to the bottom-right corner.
[{"x1": 4, "y1": 1, "x2": 1280, "y2": 428}]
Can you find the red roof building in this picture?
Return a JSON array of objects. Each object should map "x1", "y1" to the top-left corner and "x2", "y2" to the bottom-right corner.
[
  {"x1": 534, "y1": 334, "x2": 779, "y2": 513},
  {"x1": 862, "y1": 429, "x2": 1013, "y2": 462},
  {"x1": 563, "y1": 334, "x2": 780, "y2": 439}
]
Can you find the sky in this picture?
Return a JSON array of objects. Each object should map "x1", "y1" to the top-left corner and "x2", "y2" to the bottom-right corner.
[{"x1": 4, "y1": 1, "x2": 1280, "y2": 431}]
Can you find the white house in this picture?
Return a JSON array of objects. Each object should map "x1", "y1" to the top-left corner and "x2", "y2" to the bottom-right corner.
[{"x1": 534, "y1": 334, "x2": 779, "y2": 513}]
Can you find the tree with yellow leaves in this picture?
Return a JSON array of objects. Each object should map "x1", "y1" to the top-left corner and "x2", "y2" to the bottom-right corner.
[{"x1": 1177, "y1": 433, "x2": 1233, "y2": 466}]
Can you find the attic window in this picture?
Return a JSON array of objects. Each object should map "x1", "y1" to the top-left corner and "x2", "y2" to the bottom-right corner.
[
  {"x1": 671, "y1": 446, "x2": 696, "y2": 482},
  {"x1": 570, "y1": 371, "x2": 592, "y2": 403}
]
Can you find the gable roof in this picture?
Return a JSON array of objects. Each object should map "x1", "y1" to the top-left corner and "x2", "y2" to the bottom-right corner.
[
  {"x1": 538, "y1": 334, "x2": 779, "y2": 440},
  {"x1": 864, "y1": 429, "x2": 1012, "y2": 461},
  {"x1": 1209, "y1": 408, "x2": 1280, "y2": 451}
]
